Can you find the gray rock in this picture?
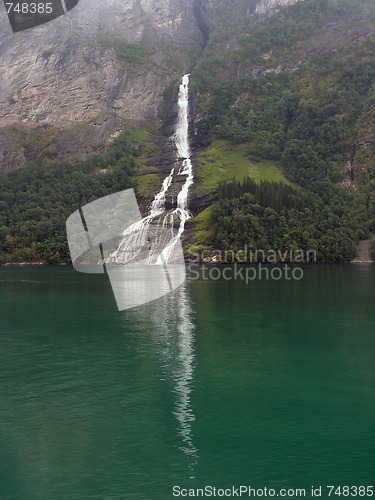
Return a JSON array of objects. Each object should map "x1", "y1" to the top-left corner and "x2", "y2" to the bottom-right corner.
[{"x1": 0, "y1": 0, "x2": 302, "y2": 172}]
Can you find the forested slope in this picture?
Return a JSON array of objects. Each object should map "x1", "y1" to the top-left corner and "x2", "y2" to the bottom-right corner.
[
  {"x1": 0, "y1": 132, "x2": 143, "y2": 263},
  {"x1": 189, "y1": 0, "x2": 375, "y2": 262}
]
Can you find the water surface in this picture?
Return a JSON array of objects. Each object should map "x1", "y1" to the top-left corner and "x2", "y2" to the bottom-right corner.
[{"x1": 0, "y1": 265, "x2": 374, "y2": 499}]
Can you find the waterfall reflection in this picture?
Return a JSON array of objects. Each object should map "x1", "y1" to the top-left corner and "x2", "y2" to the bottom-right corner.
[
  {"x1": 171, "y1": 286, "x2": 198, "y2": 472},
  {"x1": 129, "y1": 284, "x2": 199, "y2": 475}
]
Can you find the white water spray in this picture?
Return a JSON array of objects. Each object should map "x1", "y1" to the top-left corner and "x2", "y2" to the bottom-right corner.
[
  {"x1": 156, "y1": 74, "x2": 194, "y2": 264},
  {"x1": 107, "y1": 74, "x2": 193, "y2": 265}
]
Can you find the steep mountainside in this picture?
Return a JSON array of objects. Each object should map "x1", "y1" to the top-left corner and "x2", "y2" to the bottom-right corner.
[
  {"x1": 188, "y1": 0, "x2": 375, "y2": 262},
  {"x1": 0, "y1": 0, "x2": 296, "y2": 172},
  {"x1": 0, "y1": 0, "x2": 205, "y2": 172},
  {"x1": 1, "y1": 0, "x2": 375, "y2": 264}
]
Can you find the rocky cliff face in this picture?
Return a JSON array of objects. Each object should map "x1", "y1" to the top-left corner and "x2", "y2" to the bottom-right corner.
[
  {"x1": 196, "y1": 0, "x2": 299, "y2": 28},
  {"x1": 0, "y1": 0, "x2": 204, "y2": 127},
  {"x1": 0, "y1": 0, "x2": 300, "y2": 172},
  {"x1": 0, "y1": 0, "x2": 206, "y2": 171}
]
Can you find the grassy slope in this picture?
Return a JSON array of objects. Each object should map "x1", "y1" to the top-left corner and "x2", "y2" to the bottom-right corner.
[
  {"x1": 110, "y1": 128, "x2": 161, "y2": 201},
  {"x1": 129, "y1": 127, "x2": 166, "y2": 199},
  {"x1": 191, "y1": 141, "x2": 293, "y2": 246},
  {"x1": 195, "y1": 140, "x2": 291, "y2": 192}
]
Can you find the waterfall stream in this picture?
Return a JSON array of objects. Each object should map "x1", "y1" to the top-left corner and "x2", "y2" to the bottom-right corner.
[{"x1": 107, "y1": 74, "x2": 193, "y2": 265}]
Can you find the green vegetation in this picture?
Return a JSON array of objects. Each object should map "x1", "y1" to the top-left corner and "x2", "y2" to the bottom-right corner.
[
  {"x1": 125, "y1": 128, "x2": 150, "y2": 143},
  {"x1": 209, "y1": 178, "x2": 373, "y2": 262},
  {"x1": 163, "y1": 79, "x2": 178, "y2": 102},
  {"x1": 98, "y1": 37, "x2": 149, "y2": 66},
  {"x1": 191, "y1": 206, "x2": 214, "y2": 248},
  {"x1": 217, "y1": 177, "x2": 306, "y2": 210},
  {"x1": 127, "y1": 129, "x2": 166, "y2": 199},
  {"x1": 136, "y1": 173, "x2": 159, "y2": 197},
  {"x1": 192, "y1": 143, "x2": 294, "y2": 249},
  {"x1": 195, "y1": 141, "x2": 290, "y2": 193},
  {"x1": 192, "y1": 0, "x2": 375, "y2": 92},
  {"x1": 194, "y1": 55, "x2": 375, "y2": 188},
  {"x1": 4, "y1": 125, "x2": 58, "y2": 162},
  {"x1": 0, "y1": 132, "x2": 141, "y2": 265},
  {"x1": 190, "y1": 0, "x2": 375, "y2": 261}
]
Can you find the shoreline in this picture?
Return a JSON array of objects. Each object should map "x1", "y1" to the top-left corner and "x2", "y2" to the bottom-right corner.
[
  {"x1": 1, "y1": 262, "x2": 71, "y2": 267},
  {"x1": 1, "y1": 260, "x2": 373, "y2": 267}
]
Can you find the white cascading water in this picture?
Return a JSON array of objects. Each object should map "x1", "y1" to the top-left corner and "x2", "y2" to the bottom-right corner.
[
  {"x1": 107, "y1": 74, "x2": 193, "y2": 265},
  {"x1": 156, "y1": 73, "x2": 194, "y2": 264}
]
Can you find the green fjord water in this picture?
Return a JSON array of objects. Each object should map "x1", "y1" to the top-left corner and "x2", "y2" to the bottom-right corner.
[{"x1": 0, "y1": 266, "x2": 374, "y2": 499}]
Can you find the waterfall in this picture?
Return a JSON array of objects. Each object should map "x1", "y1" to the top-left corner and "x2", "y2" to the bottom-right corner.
[
  {"x1": 107, "y1": 74, "x2": 193, "y2": 265},
  {"x1": 156, "y1": 74, "x2": 194, "y2": 264}
]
